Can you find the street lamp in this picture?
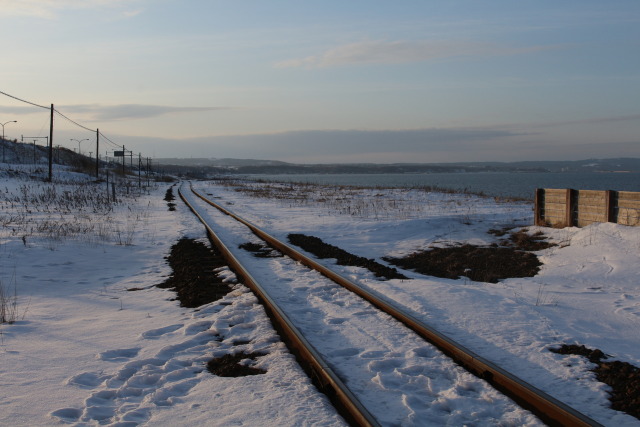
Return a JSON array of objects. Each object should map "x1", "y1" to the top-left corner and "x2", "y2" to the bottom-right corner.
[
  {"x1": 1, "y1": 120, "x2": 17, "y2": 163},
  {"x1": 70, "y1": 138, "x2": 89, "y2": 155}
]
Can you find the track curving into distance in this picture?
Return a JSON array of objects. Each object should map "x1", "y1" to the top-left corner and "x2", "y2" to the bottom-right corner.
[{"x1": 179, "y1": 183, "x2": 602, "y2": 427}]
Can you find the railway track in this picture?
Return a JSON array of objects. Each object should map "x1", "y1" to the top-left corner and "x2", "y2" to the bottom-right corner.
[{"x1": 178, "y1": 183, "x2": 602, "y2": 427}]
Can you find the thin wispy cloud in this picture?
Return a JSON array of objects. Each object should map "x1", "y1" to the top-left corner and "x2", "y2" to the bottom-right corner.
[
  {"x1": 533, "y1": 114, "x2": 640, "y2": 128},
  {"x1": 186, "y1": 127, "x2": 527, "y2": 158},
  {"x1": 61, "y1": 104, "x2": 229, "y2": 121},
  {"x1": 0, "y1": 0, "x2": 140, "y2": 19},
  {"x1": 122, "y1": 9, "x2": 143, "y2": 18},
  {"x1": 275, "y1": 40, "x2": 556, "y2": 68},
  {"x1": 0, "y1": 105, "x2": 45, "y2": 115},
  {"x1": 0, "y1": 103, "x2": 228, "y2": 123}
]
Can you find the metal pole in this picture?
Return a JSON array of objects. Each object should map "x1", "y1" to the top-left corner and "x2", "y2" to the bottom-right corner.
[
  {"x1": 138, "y1": 153, "x2": 141, "y2": 188},
  {"x1": 49, "y1": 105, "x2": 53, "y2": 181},
  {"x1": 70, "y1": 138, "x2": 89, "y2": 157},
  {"x1": 2, "y1": 120, "x2": 17, "y2": 163},
  {"x1": 96, "y1": 129, "x2": 99, "y2": 178}
]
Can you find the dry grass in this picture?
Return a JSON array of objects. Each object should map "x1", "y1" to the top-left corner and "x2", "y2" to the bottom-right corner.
[
  {"x1": 207, "y1": 177, "x2": 507, "y2": 222},
  {"x1": 0, "y1": 170, "x2": 158, "y2": 247}
]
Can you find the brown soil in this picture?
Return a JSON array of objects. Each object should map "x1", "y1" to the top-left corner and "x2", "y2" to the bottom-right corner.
[
  {"x1": 384, "y1": 229, "x2": 553, "y2": 283},
  {"x1": 157, "y1": 237, "x2": 269, "y2": 377},
  {"x1": 501, "y1": 229, "x2": 556, "y2": 251},
  {"x1": 385, "y1": 245, "x2": 541, "y2": 283},
  {"x1": 164, "y1": 186, "x2": 176, "y2": 211},
  {"x1": 550, "y1": 344, "x2": 640, "y2": 419},
  {"x1": 157, "y1": 238, "x2": 233, "y2": 308},
  {"x1": 207, "y1": 352, "x2": 267, "y2": 377},
  {"x1": 287, "y1": 233, "x2": 409, "y2": 280}
]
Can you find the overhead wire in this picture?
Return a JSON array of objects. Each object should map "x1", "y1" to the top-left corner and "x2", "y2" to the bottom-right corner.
[
  {"x1": 53, "y1": 108, "x2": 95, "y2": 133},
  {"x1": 1, "y1": 88, "x2": 140, "y2": 154},
  {"x1": 98, "y1": 131, "x2": 122, "y2": 149},
  {"x1": 101, "y1": 138, "x2": 120, "y2": 149},
  {"x1": 0, "y1": 89, "x2": 49, "y2": 110}
]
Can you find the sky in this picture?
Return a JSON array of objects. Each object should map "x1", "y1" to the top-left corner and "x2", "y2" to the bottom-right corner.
[{"x1": 0, "y1": 0, "x2": 639, "y2": 163}]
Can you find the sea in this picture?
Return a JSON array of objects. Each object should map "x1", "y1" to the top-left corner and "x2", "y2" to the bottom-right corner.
[{"x1": 245, "y1": 172, "x2": 640, "y2": 200}]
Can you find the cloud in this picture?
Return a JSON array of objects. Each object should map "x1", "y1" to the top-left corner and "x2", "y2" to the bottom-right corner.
[
  {"x1": 122, "y1": 9, "x2": 143, "y2": 18},
  {"x1": 106, "y1": 126, "x2": 639, "y2": 163},
  {"x1": 246, "y1": 128, "x2": 522, "y2": 154},
  {"x1": 532, "y1": 114, "x2": 640, "y2": 128},
  {"x1": 58, "y1": 104, "x2": 229, "y2": 121},
  {"x1": 0, "y1": 105, "x2": 47, "y2": 115},
  {"x1": 0, "y1": 0, "x2": 140, "y2": 19},
  {"x1": 174, "y1": 127, "x2": 528, "y2": 162},
  {"x1": 275, "y1": 40, "x2": 555, "y2": 68}
]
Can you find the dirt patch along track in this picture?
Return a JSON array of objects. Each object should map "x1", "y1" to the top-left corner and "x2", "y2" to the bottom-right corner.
[
  {"x1": 156, "y1": 238, "x2": 272, "y2": 378},
  {"x1": 384, "y1": 244, "x2": 542, "y2": 283},
  {"x1": 287, "y1": 233, "x2": 408, "y2": 280},
  {"x1": 207, "y1": 352, "x2": 267, "y2": 377},
  {"x1": 384, "y1": 229, "x2": 553, "y2": 283},
  {"x1": 157, "y1": 238, "x2": 234, "y2": 308},
  {"x1": 550, "y1": 344, "x2": 640, "y2": 420}
]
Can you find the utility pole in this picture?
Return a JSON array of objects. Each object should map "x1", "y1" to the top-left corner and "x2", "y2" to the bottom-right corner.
[
  {"x1": 146, "y1": 157, "x2": 151, "y2": 187},
  {"x1": 138, "y1": 153, "x2": 142, "y2": 188},
  {"x1": 95, "y1": 129, "x2": 99, "y2": 178},
  {"x1": 49, "y1": 104, "x2": 53, "y2": 182},
  {"x1": 122, "y1": 145, "x2": 125, "y2": 175},
  {"x1": 23, "y1": 135, "x2": 48, "y2": 171}
]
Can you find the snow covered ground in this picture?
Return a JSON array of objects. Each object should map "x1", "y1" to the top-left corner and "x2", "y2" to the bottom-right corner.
[{"x1": 1, "y1": 168, "x2": 639, "y2": 426}]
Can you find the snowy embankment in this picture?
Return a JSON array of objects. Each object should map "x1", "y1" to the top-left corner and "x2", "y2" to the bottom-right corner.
[
  {"x1": 0, "y1": 169, "x2": 638, "y2": 426},
  {"x1": 0, "y1": 169, "x2": 342, "y2": 426}
]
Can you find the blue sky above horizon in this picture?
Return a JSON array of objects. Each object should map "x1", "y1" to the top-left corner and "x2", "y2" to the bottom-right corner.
[{"x1": 1, "y1": 0, "x2": 638, "y2": 163}]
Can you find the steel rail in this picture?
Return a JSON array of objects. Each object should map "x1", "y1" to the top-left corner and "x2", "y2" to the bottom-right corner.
[
  {"x1": 188, "y1": 184, "x2": 603, "y2": 427},
  {"x1": 178, "y1": 185, "x2": 380, "y2": 427}
]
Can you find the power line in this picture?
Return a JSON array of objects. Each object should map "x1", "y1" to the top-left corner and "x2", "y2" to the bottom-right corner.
[
  {"x1": 1, "y1": 89, "x2": 151, "y2": 160},
  {"x1": 53, "y1": 108, "x2": 95, "y2": 133},
  {"x1": 98, "y1": 131, "x2": 122, "y2": 149},
  {"x1": 0, "y1": 89, "x2": 49, "y2": 110},
  {"x1": 54, "y1": 108, "x2": 121, "y2": 149}
]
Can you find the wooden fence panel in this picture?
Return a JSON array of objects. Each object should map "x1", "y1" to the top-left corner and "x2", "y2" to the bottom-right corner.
[
  {"x1": 575, "y1": 190, "x2": 608, "y2": 227},
  {"x1": 617, "y1": 191, "x2": 640, "y2": 226},
  {"x1": 536, "y1": 189, "x2": 571, "y2": 227},
  {"x1": 535, "y1": 188, "x2": 640, "y2": 227}
]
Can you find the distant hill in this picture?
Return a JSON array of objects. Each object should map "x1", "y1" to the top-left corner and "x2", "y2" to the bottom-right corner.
[
  {"x1": 155, "y1": 158, "x2": 290, "y2": 167},
  {"x1": 154, "y1": 157, "x2": 640, "y2": 175},
  {"x1": 453, "y1": 158, "x2": 640, "y2": 173}
]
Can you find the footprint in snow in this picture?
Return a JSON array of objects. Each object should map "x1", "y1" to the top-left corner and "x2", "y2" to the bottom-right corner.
[
  {"x1": 50, "y1": 407, "x2": 82, "y2": 423},
  {"x1": 183, "y1": 320, "x2": 214, "y2": 335},
  {"x1": 66, "y1": 372, "x2": 108, "y2": 389},
  {"x1": 98, "y1": 348, "x2": 140, "y2": 361},
  {"x1": 141, "y1": 324, "x2": 183, "y2": 339}
]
